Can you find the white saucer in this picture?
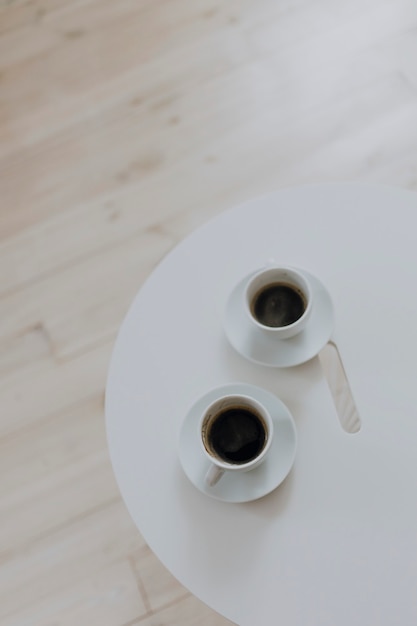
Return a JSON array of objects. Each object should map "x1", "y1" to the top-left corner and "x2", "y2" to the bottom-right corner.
[
  {"x1": 178, "y1": 383, "x2": 297, "y2": 503},
  {"x1": 223, "y1": 269, "x2": 334, "y2": 367}
]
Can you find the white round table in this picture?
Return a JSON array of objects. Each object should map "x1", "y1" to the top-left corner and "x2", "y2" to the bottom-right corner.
[{"x1": 106, "y1": 183, "x2": 417, "y2": 626}]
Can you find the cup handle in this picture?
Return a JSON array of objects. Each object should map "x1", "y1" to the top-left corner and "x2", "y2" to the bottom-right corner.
[{"x1": 205, "y1": 464, "x2": 224, "y2": 487}]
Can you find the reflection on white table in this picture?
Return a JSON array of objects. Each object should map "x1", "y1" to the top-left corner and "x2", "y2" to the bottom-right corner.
[{"x1": 106, "y1": 184, "x2": 417, "y2": 626}]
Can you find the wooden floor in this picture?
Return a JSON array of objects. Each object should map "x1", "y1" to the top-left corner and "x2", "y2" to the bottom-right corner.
[{"x1": 1, "y1": 0, "x2": 417, "y2": 623}]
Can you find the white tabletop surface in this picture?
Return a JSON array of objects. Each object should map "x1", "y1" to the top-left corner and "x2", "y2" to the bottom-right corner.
[{"x1": 106, "y1": 183, "x2": 417, "y2": 626}]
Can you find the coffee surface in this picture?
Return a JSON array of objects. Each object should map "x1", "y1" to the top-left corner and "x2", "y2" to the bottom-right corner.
[
  {"x1": 207, "y1": 407, "x2": 266, "y2": 464},
  {"x1": 252, "y1": 282, "x2": 306, "y2": 327}
]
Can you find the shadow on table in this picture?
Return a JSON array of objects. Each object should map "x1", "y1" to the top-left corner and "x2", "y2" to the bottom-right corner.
[{"x1": 238, "y1": 464, "x2": 296, "y2": 520}]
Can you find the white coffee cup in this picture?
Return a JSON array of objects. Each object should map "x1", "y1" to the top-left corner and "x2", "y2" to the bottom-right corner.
[
  {"x1": 200, "y1": 394, "x2": 273, "y2": 487},
  {"x1": 245, "y1": 266, "x2": 312, "y2": 339}
]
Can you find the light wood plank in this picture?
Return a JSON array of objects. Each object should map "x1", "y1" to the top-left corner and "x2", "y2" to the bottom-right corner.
[
  {"x1": 0, "y1": 19, "x2": 61, "y2": 70},
  {"x1": 1, "y1": 560, "x2": 147, "y2": 626},
  {"x1": 130, "y1": 593, "x2": 235, "y2": 626},
  {"x1": 0, "y1": 395, "x2": 121, "y2": 550},
  {"x1": 0, "y1": 0, "x2": 84, "y2": 35},
  {"x1": 0, "y1": 323, "x2": 52, "y2": 378},
  {"x1": 247, "y1": 0, "x2": 416, "y2": 56},
  {"x1": 0, "y1": 340, "x2": 112, "y2": 437},
  {"x1": 0, "y1": 499, "x2": 146, "y2": 621},
  {"x1": 0, "y1": 1, "x2": 250, "y2": 162},
  {"x1": 2, "y1": 1, "x2": 416, "y2": 242},
  {"x1": 276, "y1": 99, "x2": 417, "y2": 188},
  {"x1": 0, "y1": 228, "x2": 173, "y2": 357},
  {"x1": 131, "y1": 546, "x2": 189, "y2": 613}
]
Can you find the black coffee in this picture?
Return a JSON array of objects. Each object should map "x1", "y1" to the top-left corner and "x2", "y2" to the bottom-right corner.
[
  {"x1": 252, "y1": 282, "x2": 306, "y2": 328},
  {"x1": 206, "y1": 407, "x2": 266, "y2": 464}
]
